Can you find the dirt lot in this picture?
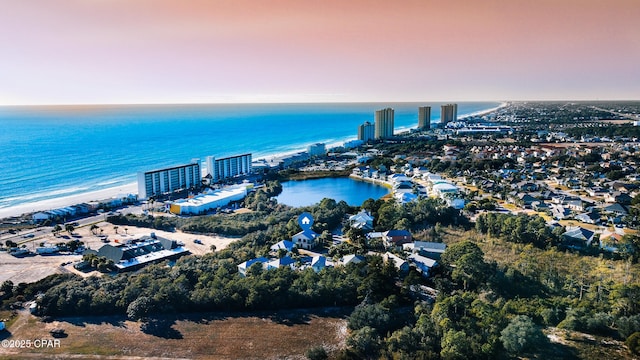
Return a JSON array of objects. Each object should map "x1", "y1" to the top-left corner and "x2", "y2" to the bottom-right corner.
[
  {"x1": 0, "y1": 308, "x2": 349, "y2": 359},
  {"x1": 0, "y1": 222, "x2": 240, "y2": 285}
]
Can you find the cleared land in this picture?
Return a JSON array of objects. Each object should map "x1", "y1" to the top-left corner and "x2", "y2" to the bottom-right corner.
[
  {"x1": 0, "y1": 223, "x2": 239, "y2": 285},
  {"x1": 0, "y1": 308, "x2": 349, "y2": 359}
]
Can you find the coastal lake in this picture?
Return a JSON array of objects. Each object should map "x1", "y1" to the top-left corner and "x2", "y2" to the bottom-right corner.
[{"x1": 276, "y1": 177, "x2": 390, "y2": 207}]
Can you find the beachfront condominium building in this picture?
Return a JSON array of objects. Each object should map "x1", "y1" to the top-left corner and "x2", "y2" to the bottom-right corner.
[
  {"x1": 418, "y1": 106, "x2": 431, "y2": 130},
  {"x1": 358, "y1": 121, "x2": 375, "y2": 142},
  {"x1": 441, "y1": 103, "x2": 458, "y2": 127},
  {"x1": 206, "y1": 153, "x2": 252, "y2": 182},
  {"x1": 374, "y1": 108, "x2": 394, "y2": 139},
  {"x1": 307, "y1": 143, "x2": 326, "y2": 157},
  {"x1": 137, "y1": 161, "x2": 201, "y2": 199}
]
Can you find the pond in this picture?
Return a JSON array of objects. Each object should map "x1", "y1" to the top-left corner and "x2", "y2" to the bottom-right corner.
[{"x1": 275, "y1": 177, "x2": 390, "y2": 207}]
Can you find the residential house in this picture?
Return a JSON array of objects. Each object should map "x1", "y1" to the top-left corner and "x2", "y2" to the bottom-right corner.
[
  {"x1": 408, "y1": 253, "x2": 438, "y2": 277},
  {"x1": 532, "y1": 201, "x2": 550, "y2": 212},
  {"x1": 384, "y1": 252, "x2": 410, "y2": 273},
  {"x1": 270, "y1": 240, "x2": 296, "y2": 253},
  {"x1": 574, "y1": 211, "x2": 601, "y2": 225},
  {"x1": 311, "y1": 255, "x2": 330, "y2": 273},
  {"x1": 605, "y1": 192, "x2": 633, "y2": 205},
  {"x1": 517, "y1": 193, "x2": 538, "y2": 208},
  {"x1": 266, "y1": 256, "x2": 297, "y2": 271},
  {"x1": 349, "y1": 210, "x2": 375, "y2": 232},
  {"x1": 383, "y1": 230, "x2": 413, "y2": 249},
  {"x1": 238, "y1": 257, "x2": 269, "y2": 276},
  {"x1": 603, "y1": 203, "x2": 628, "y2": 217},
  {"x1": 562, "y1": 226, "x2": 597, "y2": 248},
  {"x1": 404, "y1": 241, "x2": 447, "y2": 260},
  {"x1": 292, "y1": 229, "x2": 318, "y2": 250},
  {"x1": 341, "y1": 254, "x2": 365, "y2": 266},
  {"x1": 395, "y1": 192, "x2": 418, "y2": 204},
  {"x1": 550, "y1": 205, "x2": 571, "y2": 220},
  {"x1": 599, "y1": 231, "x2": 625, "y2": 253}
]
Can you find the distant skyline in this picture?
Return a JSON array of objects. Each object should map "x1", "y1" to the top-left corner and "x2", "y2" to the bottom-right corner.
[{"x1": 1, "y1": 0, "x2": 639, "y2": 106}]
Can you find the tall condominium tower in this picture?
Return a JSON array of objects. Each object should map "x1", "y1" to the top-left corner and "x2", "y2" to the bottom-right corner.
[
  {"x1": 137, "y1": 161, "x2": 201, "y2": 199},
  {"x1": 441, "y1": 103, "x2": 458, "y2": 127},
  {"x1": 418, "y1": 106, "x2": 431, "y2": 130},
  {"x1": 357, "y1": 121, "x2": 375, "y2": 142},
  {"x1": 374, "y1": 108, "x2": 394, "y2": 139},
  {"x1": 206, "y1": 153, "x2": 252, "y2": 182}
]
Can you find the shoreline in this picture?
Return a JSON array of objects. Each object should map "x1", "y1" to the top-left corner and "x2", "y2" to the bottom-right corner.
[
  {"x1": 1, "y1": 103, "x2": 504, "y2": 220},
  {"x1": 0, "y1": 182, "x2": 138, "y2": 220}
]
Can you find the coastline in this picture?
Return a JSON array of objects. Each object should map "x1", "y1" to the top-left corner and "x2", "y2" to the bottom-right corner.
[
  {"x1": 0, "y1": 182, "x2": 138, "y2": 220},
  {"x1": 0, "y1": 102, "x2": 504, "y2": 220}
]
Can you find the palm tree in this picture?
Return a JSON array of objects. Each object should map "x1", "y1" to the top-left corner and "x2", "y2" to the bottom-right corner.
[
  {"x1": 90, "y1": 224, "x2": 99, "y2": 235},
  {"x1": 124, "y1": 228, "x2": 128, "y2": 235},
  {"x1": 113, "y1": 226, "x2": 119, "y2": 234}
]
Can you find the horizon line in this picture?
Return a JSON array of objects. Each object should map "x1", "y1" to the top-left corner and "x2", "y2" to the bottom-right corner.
[{"x1": 2, "y1": 98, "x2": 639, "y2": 107}]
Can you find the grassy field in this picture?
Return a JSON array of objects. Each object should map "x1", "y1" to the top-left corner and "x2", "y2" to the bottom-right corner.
[{"x1": 0, "y1": 308, "x2": 349, "y2": 360}]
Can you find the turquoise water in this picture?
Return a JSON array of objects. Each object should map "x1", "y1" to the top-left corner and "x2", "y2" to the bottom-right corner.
[
  {"x1": 0, "y1": 102, "x2": 499, "y2": 210},
  {"x1": 276, "y1": 177, "x2": 390, "y2": 207}
]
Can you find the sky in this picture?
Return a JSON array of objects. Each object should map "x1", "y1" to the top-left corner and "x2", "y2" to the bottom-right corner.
[{"x1": 1, "y1": 0, "x2": 639, "y2": 105}]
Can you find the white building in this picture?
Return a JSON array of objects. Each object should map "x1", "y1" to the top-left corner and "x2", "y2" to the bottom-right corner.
[
  {"x1": 206, "y1": 154, "x2": 252, "y2": 182},
  {"x1": 137, "y1": 161, "x2": 201, "y2": 200},
  {"x1": 169, "y1": 184, "x2": 250, "y2": 215},
  {"x1": 292, "y1": 229, "x2": 318, "y2": 250},
  {"x1": 307, "y1": 143, "x2": 326, "y2": 157},
  {"x1": 374, "y1": 108, "x2": 394, "y2": 139},
  {"x1": 358, "y1": 121, "x2": 375, "y2": 142}
]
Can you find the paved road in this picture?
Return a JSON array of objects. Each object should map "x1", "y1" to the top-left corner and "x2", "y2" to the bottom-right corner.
[{"x1": 0, "y1": 205, "x2": 145, "y2": 247}]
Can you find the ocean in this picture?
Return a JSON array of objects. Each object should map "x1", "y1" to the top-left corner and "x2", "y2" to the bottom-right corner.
[{"x1": 0, "y1": 102, "x2": 500, "y2": 212}]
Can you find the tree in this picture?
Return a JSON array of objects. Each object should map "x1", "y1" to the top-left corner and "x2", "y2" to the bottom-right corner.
[
  {"x1": 440, "y1": 329, "x2": 472, "y2": 360},
  {"x1": 127, "y1": 296, "x2": 153, "y2": 321},
  {"x1": 114, "y1": 226, "x2": 119, "y2": 234},
  {"x1": 52, "y1": 225, "x2": 62, "y2": 237},
  {"x1": 441, "y1": 241, "x2": 490, "y2": 290},
  {"x1": 346, "y1": 326, "x2": 381, "y2": 357},
  {"x1": 1, "y1": 280, "x2": 14, "y2": 296},
  {"x1": 65, "y1": 224, "x2": 75, "y2": 235},
  {"x1": 500, "y1": 315, "x2": 546, "y2": 355},
  {"x1": 305, "y1": 346, "x2": 328, "y2": 360},
  {"x1": 90, "y1": 224, "x2": 99, "y2": 235}
]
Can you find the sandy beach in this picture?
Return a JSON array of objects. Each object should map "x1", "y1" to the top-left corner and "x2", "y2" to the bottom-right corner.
[{"x1": 0, "y1": 182, "x2": 138, "y2": 220}]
